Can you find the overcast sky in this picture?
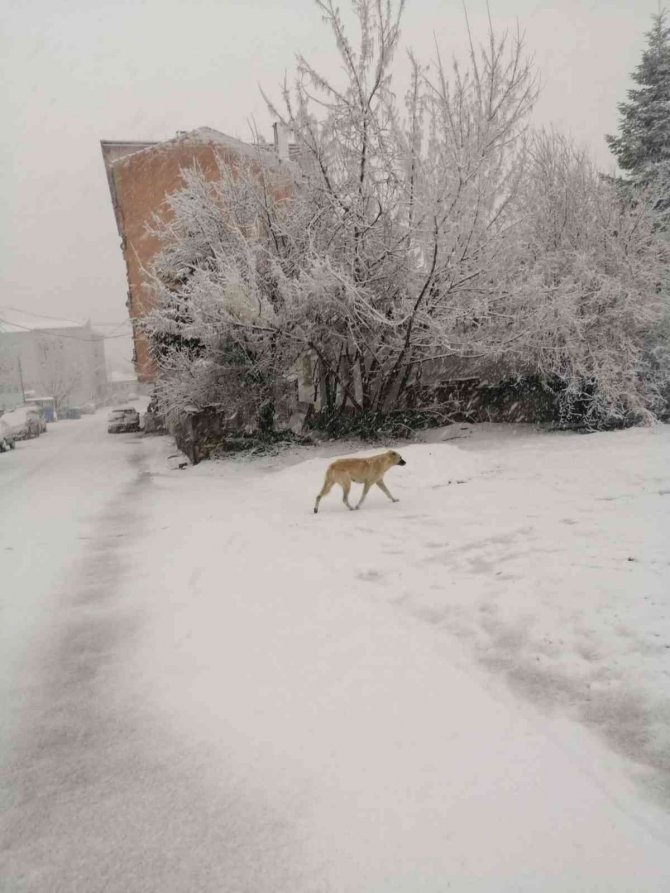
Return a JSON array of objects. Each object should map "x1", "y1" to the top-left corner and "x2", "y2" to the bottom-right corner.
[{"x1": 0, "y1": 0, "x2": 660, "y2": 370}]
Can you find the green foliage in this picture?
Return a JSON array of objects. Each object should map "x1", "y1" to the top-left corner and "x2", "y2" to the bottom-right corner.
[
  {"x1": 607, "y1": 10, "x2": 670, "y2": 187},
  {"x1": 304, "y1": 407, "x2": 442, "y2": 441},
  {"x1": 209, "y1": 428, "x2": 313, "y2": 458}
]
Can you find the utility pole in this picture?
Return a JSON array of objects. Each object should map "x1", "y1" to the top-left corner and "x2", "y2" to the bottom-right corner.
[{"x1": 17, "y1": 356, "x2": 26, "y2": 402}]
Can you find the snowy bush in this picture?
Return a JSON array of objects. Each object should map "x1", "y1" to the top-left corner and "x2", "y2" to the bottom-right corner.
[{"x1": 512, "y1": 132, "x2": 670, "y2": 427}]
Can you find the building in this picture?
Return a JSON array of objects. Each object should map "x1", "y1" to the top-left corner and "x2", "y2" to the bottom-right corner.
[
  {"x1": 0, "y1": 311, "x2": 108, "y2": 411},
  {"x1": 101, "y1": 126, "x2": 294, "y2": 384},
  {"x1": 0, "y1": 349, "x2": 23, "y2": 411},
  {"x1": 108, "y1": 370, "x2": 139, "y2": 403}
]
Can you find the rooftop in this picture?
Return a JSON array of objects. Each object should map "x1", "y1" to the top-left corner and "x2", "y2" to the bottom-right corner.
[
  {"x1": 102, "y1": 126, "x2": 295, "y2": 174},
  {"x1": 0, "y1": 308, "x2": 92, "y2": 335}
]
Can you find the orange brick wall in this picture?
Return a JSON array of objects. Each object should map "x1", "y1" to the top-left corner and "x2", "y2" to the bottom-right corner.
[
  {"x1": 110, "y1": 142, "x2": 222, "y2": 381},
  {"x1": 110, "y1": 137, "x2": 293, "y2": 383}
]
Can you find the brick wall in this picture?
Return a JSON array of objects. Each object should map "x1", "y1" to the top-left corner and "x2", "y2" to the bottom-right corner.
[{"x1": 103, "y1": 129, "x2": 294, "y2": 384}]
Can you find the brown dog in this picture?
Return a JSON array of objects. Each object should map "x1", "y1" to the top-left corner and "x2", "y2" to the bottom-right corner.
[{"x1": 314, "y1": 450, "x2": 406, "y2": 513}]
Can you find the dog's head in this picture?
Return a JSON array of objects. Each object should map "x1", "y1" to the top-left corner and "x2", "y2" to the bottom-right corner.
[{"x1": 388, "y1": 450, "x2": 407, "y2": 467}]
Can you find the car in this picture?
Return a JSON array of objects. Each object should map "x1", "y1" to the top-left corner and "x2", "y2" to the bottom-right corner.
[
  {"x1": 60, "y1": 406, "x2": 82, "y2": 420},
  {"x1": 0, "y1": 418, "x2": 16, "y2": 452},
  {"x1": 107, "y1": 407, "x2": 141, "y2": 433},
  {"x1": 19, "y1": 406, "x2": 47, "y2": 433},
  {"x1": 1, "y1": 406, "x2": 44, "y2": 440},
  {"x1": 25, "y1": 396, "x2": 56, "y2": 422},
  {"x1": 31, "y1": 408, "x2": 47, "y2": 433},
  {"x1": 80, "y1": 401, "x2": 97, "y2": 415}
]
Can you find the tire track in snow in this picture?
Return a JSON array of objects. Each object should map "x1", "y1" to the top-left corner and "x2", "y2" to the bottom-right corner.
[{"x1": 1, "y1": 438, "x2": 306, "y2": 893}]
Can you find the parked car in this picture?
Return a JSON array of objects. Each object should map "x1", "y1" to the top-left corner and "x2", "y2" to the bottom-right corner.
[
  {"x1": 107, "y1": 407, "x2": 141, "y2": 433},
  {"x1": 0, "y1": 418, "x2": 16, "y2": 452},
  {"x1": 25, "y1": 396, "x2": 56, "y2": 422},
  {"x1": 60, "y1": 406, "x2": 82, "y2": 420},
  {"x1": 1, "y1": 406, "x2": 44, "y2": 440},
  {"x1": 32, "y1": 409, "x2": 47, "y2": 433},
  {"x1": 80, "y1": 401, "x2": 97, "y2": 415}
]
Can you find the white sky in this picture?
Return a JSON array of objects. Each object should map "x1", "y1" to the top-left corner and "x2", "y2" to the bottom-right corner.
[{"x1": 0, "y1": 0, "x2": 659, "y2": 370}]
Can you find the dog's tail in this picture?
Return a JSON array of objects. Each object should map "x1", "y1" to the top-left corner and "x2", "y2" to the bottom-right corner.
[{"x1": 314, "y1": 470, "x2": 334, "y2": 514}]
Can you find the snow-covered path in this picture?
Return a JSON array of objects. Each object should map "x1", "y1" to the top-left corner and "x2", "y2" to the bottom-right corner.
[
  {"x1": 0, "y1": 415, "x2": 144, "y2": 751},
  {"x1": 2, "y1": 417, "x2": 670, "y2": 891}
]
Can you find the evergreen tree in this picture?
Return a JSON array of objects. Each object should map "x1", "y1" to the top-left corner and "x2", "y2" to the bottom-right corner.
[{"x1": 607, "y1": 9, "x2": 670, "y2": 188}]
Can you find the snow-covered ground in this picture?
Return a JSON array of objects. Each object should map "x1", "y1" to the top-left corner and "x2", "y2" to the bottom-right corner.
[
  {"x1": 125, "y1": 423, "x2": 670, "y2": 888},
  {"x1": 2, "y1": 417, "x2": 670, "y2": 890}
]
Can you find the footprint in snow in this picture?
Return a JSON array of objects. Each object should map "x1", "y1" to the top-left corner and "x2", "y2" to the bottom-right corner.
[{"x1": 431, "y1": 479, "x2": 468, "y2": 490}]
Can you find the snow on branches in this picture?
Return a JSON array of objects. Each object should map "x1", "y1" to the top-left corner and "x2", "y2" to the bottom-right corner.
[{"x1": 145, "y1": 0, "x2": 670, "y2": 430}]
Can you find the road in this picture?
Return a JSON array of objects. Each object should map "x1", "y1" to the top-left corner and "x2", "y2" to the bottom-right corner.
[
  {"x1": 0, "y1": 416, "x2": 318, "y2": 892},
  {"x1": 0, "y1": 413, "x2": 146, "y2": 751},
  {"x1": 1, "y1": 414, "x2": 670, "y2": 892}
]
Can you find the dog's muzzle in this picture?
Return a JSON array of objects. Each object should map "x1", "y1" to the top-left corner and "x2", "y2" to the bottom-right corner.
[{"x1": 398, "y1": 458, "x2": 407, "y2": 466}]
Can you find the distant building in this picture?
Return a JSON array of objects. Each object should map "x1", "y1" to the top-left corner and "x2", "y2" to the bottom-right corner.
[
  {"x1": 0, "y1": 350, "x2": 23, "y2": 412},
  {"x1": 101, "y1": 126, "x2": 294, "y2": 384},
  {"x1": 109, "y1": 370, "x2": 139, "y2": 403},
  {"x1": 0, "y1": 311, "x2": 108, "y2": 411}
]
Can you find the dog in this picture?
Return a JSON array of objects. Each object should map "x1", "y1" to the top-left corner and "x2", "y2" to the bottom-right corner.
[{"x1": 313, "y1": 450, "x2": 406, "y2": 513}]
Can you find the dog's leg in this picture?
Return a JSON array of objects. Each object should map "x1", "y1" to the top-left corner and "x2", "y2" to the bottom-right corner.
[
  {"x1": 355, "y1": 481, "x2": 372, "y2": 510},
  {"x1": 341, "y1": 481, "x2": 354, "y2": 511},
  {"x1": 377, "y1": 480, "x2": 399, "y2": 503},
  {"x1": 314, "y1": 477, "x2": 334, "y2": 513}
]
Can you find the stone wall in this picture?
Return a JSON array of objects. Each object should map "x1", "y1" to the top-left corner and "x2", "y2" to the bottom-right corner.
[{"x1": 167, "y1": 405, "x2": 250, "y2": 465}]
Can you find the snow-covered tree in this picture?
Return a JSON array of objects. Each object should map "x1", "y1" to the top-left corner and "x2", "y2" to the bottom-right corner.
[
  {"x1": 607, "y1": 8, "x2": 670, "y2": 218},
  {"x1": 265, "y1": 1, "x2": 540, "y2": 415},
  {"x1": 607, "y1": 10, "x2": 670, "y2": 175},
  {"x1": 146, "y1": 0, "x2": 538, "y2": 428},
  {"x1": 514, "y1": 131, "x2": 670, "y2": 425},
  {"x1": 145, "y1": 0, "x2": 669, "y2": 432}
]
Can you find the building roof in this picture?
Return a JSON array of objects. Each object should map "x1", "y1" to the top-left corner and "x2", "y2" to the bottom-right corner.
[
  {"x1": 103, "y1": 127, "x2": 288, "y2": 172},
  {"x1": 99, "y1": 139, "x2": 160, "y2": 209},
  {"x1": 0, "y1": 308, "x2": 93, "y2": 335}
]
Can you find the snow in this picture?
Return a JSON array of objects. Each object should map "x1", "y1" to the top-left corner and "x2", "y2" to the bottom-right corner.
[
  {"x1": 126, "y1": 423, "x2": 670, "y2": 888},
  {"x1": 0, "y1": 416, "x2": 143, "y2": 755},
  {"x1": 0, "y1": 417, "x2": 15, "y2": 438},
  {"x1": 1, "y1": 405, "x2": 38, "y2": 433},
  {"x1": 2, "y1": 417, "x2": 670, "y2": 890},
  {"x1": 108, "y1": 369, "x2": 138, "y2": 384}
]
